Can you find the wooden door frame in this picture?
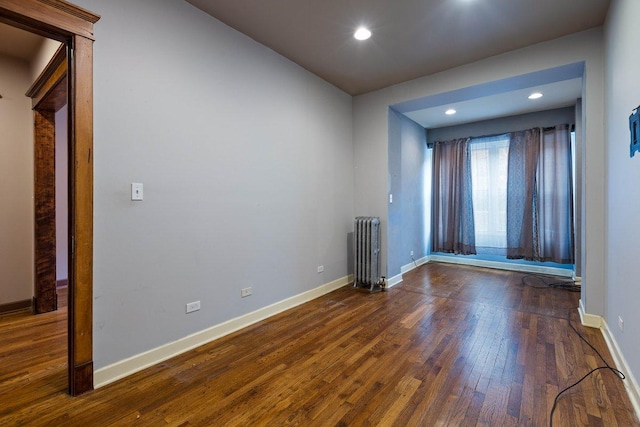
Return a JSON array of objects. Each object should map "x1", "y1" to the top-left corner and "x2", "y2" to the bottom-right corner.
[
  {"x1": 0, "y1": 0, "x2": 99, "y2": 396},
  {"x1": 28, "y1": 45, "x2": 68, "y2": 315}
]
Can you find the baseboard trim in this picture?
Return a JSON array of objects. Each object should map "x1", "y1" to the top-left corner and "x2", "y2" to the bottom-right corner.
[
  {"x1": 578, "y1": 299, "x2": 602, "y2": 328},
  {"x1": 94, "y1": 274, "x2": 353, "y2": 388},
  {"x1": 0, "y1": 299, "x2": 32, "y2": 314},
  {"x1": 601, "y1": 318, "x2": 640, "y2": 421},
  {"x1": 386, "y1": 273, "x2": 403, "y2": 288},
  {"x1": 56, "y1": 279, "x2": 68, "y2": 288},
  {"x1": 387, "y1": 255, "x2": 430, "y2": 289},
  {"x1": 400, "y1": 255, "x2": 430, "y2": 275},
  {"x1": 578, "y1": 302, "x2": 640, "y2": 420},
  {"x1": 430, "y1": 255, "x2": 574, "y2": 278}
]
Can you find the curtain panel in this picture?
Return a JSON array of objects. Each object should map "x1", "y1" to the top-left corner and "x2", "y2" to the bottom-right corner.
[
  {"x1": 431, "y1": 138, "x2": 476, "y2": 255},
  {"x1": 537, "y1": 125, "x2": 574, "y2": 263},
  {"x1": 506, "y1": 128, "x2": 541, "y2": 259},
  {"x1": 506, "y1": 125, "x2": 574, "y2": 263}
]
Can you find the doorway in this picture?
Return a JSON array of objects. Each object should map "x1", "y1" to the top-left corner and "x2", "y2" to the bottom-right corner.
[{"x1": 0, "y1": 0, "x2": 99, "y2": 395}]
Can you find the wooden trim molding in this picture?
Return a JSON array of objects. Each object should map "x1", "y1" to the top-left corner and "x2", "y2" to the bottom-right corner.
[
  {"x1": 0, "y1": 299, "x2": 32, "y2": 314},
  {"x1": 26, "y1": 43, "x2": 67, "y2": 110},
  {"x1": 0, "y1": 0, "x2": 98, "y2": 40},
  {"x1": 67, "y1": 33, "x2": 94, "y2": 396},
  {"x1": 33, "y1": 109, "x2": 58, "y2": 314},
  {"x1": 2, "y1": 0, "x2": 100, "y2": 396},
  {"x1": 37, "y1": 0, "x2": 100, "y2": 24},
  {"x1": 30, "y1": 45, "x2": 67, "y2": 315}
]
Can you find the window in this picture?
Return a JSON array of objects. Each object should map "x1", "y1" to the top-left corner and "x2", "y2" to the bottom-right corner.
[
  {"x1": 431, "y1": 125, "x2": 574, "y2": 264},
  {"x1": 469, "y1": 135, "x2": 509, "y2": 253}
]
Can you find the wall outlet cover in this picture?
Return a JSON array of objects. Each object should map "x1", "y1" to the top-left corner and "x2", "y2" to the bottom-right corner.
[{"x1": 186, "y1": 301, "x2": 200, "y2": 313}]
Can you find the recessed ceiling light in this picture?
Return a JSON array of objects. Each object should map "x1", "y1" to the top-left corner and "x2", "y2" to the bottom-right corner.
[
  {"x1": 354, "y1": 27, "x2": 371, "y2": 41},
  {"x1": 528, "y1": 92, "x2": 543, "y2": 99},
  {"x1": 445, "y1": 109, "x2": 456, "y2": 115}
]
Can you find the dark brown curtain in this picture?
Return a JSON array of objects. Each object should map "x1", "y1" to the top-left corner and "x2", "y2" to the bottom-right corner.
[
  {"x1": 432, "y1": 138, "x2": 476, "y2": 255},
  {"x1": 537, "y1": 125, "x2": 574, "y2": 263},
  {"x1": 506, "y1": 125, "x2": 574, "y2": 263},
  {"x1": 506, "y1": 128, "x2": 540, "y2": 259}
]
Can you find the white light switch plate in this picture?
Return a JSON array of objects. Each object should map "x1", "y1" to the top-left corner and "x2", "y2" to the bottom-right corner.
[{"x1": 131, "y1": 183, "x2": 143, "y2": 201}]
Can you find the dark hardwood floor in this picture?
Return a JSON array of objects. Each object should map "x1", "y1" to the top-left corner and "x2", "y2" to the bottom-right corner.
[{"x1": 0, "y1": 264, "x2": 637, "y2": 426}]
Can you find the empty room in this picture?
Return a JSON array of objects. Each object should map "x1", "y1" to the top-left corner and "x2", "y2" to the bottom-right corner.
[{"x1": 1, "y1": 0, "x2": 639, "y2": 425}]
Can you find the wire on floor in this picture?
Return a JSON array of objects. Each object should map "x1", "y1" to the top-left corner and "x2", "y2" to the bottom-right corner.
[
  {"x1": 549, "y1": 309, "x2": 626, "y2": 427},
  {"x1": 521, "y1": 273, "x2": 581, "y2": 292}
]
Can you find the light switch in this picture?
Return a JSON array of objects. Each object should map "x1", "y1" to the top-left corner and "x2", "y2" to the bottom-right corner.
[
  {"x1": 131, "y1": 183, "x2": 143, "y2": 201},
  {"x1": 389, "y1": 193, "x2": 393, "y2": 204}
]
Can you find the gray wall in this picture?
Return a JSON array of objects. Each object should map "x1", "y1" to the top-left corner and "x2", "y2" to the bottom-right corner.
[
  {"x1": 605, "y1": 0, "x2": 640, "y2": 391},
  {"x1": 387, "y1": 109, "x2": 429, "y2": 279},
  {"x1": 74, "y1": 0, "x2": 354, "y2": 369},
  {"x1": 427, "y1": 106, "x2": 576, "y2": 143}
]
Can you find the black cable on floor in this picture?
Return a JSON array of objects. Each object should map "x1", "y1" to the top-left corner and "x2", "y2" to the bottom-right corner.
[
  {"x1": 521, "y1": 273, "x2": 581, "y2": 292},
  {"x1": 548, "y1": 309, "x2": 626, "y2": 427}
]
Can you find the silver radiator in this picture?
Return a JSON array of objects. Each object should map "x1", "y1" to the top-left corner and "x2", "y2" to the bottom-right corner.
[{"x1": 354, "y1": 216, "x2": 381, "y2": 291}]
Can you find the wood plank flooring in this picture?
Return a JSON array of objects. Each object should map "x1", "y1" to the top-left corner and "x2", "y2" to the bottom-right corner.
[{"x1": 1, "y1": 264, "x2": 638, "y2": 426}]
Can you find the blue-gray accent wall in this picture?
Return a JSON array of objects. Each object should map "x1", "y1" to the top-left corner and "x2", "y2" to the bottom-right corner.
[{"x1": 387, "y1": 109, "x2": 429, "y2": 279}]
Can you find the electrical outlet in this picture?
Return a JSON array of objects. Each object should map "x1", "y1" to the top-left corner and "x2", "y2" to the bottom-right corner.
[
  {"x1": 317, "y1": 265, "x2": 324, "y2": 273},
  {"x1": 241, "y1": 287, "x2": 252, "y2": 298},
  {"x1": 618, "y1": 316, "x2": 624, "y2": 332},
  {"x1": 186, "y1": 301, "x2": 200, "y2": 313},
  {"x1": 410, "y1": 251, "x2": 414, "y2": 257}
]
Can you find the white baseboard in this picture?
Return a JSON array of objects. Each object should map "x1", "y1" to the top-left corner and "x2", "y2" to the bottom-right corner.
[
  {"x1": 600, "y1": 318, "x2": 640, "y2": 421},
  {"x1": 578, "y1": 299, "x2": 602, "y2": 328},
  {"x1": 400, "y1": 255, "x2": 430, "y2": 274},
  {"x1": 430, "y1": 255, "x2": 574, "y2": 278},
  {"x1": 386, "y1": 273, "x2": 403, "y2": 288},
  {"x1": 386, "y1": 255, "x2": 430, "y2": 289},
  {"x1": 578, "y1": 302, "x2": 640, "y2": 421},
  {"x1": 94, "y1": 274, "x2": 353, "y2": 388}
]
